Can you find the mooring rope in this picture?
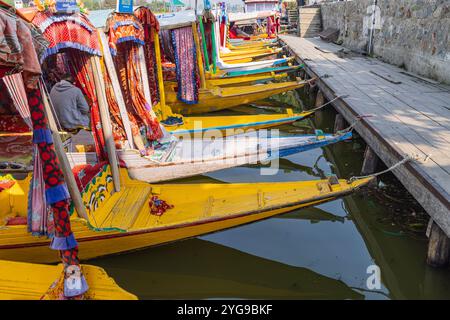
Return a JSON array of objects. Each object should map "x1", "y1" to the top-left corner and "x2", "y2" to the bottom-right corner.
[
  {"x1": 308, "y1": 94, "x2": 349, "y2": 113},
  {"x1": 336, "y1": 114, "x2": 375, "y2": 134},
  {"x1": 348, "y1": 153, "x2": 427, "y2": 183}
]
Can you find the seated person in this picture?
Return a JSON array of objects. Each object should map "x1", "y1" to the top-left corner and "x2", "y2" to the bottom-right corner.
[
  {"x1": 50, "y1": 73, "x2": 90, "y2": 133},
  {"x1": 229, "y1": 22, "x2": 251, "y2": 39}
]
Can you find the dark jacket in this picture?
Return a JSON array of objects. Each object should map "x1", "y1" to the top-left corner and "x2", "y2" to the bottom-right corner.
[{"x1": 50, "y1": 80, "x2": 90, "y2": 130}]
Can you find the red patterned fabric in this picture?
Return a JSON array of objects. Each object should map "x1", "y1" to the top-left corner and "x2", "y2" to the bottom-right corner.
[
  {"x1": 114, "y1": 43, "x2": 162, "y2": 143},
  {"x1": 27, "y1": 87, "x2": 79, "y2": 266},
  {"x1": 32, "y1": 11, "x2": 101, "y2": 62},
  {"x1": 66, "y1": 51, "x2": 106, "y2": 161},
  {"x1": 105, "y1": 13, "x2": 144, "y2": 56},
  {"x1": 134, "y1": 7, "x2": 160, "y2": 105},
  {"x1": 102, "y1": 65, "x2": 126, "y2": 146},
  {"x1": 72, "y1": 161, "x2": 108, "y2": 192},
  {"x1": 0, "y1": 115, "x2": 29, "y2": 132}
]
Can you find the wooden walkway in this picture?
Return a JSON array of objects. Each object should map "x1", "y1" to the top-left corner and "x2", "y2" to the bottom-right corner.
[{"x1": 280, "y1": 35, "x2": 450, "y2": 236}]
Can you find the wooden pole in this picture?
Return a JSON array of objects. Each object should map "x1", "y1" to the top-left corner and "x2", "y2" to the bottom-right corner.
[
  {"x1": 333, "y1": 113, "x2": 347, "y2": 133},
  {"x1": 198, "y1": 17, "x2": 210, "y2": 71},
  {"x1": 192, "y1": 22, "x2": 207, "y2": 90},
  {"x1": 40, "y1": 84, "x2": 89, "y2": 220},
  {"x1": 361, "y1": 146, "x2": 379, "y2": 176},
  {"x1": 91, "y1": 55, "x2": 121, "y2": 192},
  {"x1": 154, "y1": 33, "x2": 172, "y2": 119},
  {"x1": 98, "y1": 30, "x2": 134, "y2": 149},
  {"x1": 138, "y1": 45, "x2": 153, "y2": 108}
]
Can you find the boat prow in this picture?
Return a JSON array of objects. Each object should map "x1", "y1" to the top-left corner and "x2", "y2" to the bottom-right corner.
[{"x1": 0, "y1": 260, "x2": 137, "y2": 300}]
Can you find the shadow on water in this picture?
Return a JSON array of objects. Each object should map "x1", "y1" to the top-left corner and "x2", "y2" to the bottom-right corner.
[
  {"x1": 89, "y1": 239, "x2": 363, "y2": 300},
  {"x1": 89, "y1": 88, "x2": 450, "y2": 300}
]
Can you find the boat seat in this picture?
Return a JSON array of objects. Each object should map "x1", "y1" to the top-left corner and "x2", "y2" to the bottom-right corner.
[{"x1": 97, "y1": 185, "x2": 152, "y2": 231}]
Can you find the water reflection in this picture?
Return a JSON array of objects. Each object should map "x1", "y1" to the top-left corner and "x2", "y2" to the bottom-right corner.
[
  {"x1": 90, "y1": 239, "x2": 363, "y2": 300},
  {"x1": 89, "y1": 89, "x2": 450, "y2": 300}
]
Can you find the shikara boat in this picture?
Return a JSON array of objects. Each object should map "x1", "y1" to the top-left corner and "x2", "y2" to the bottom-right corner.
[
  {"x1": 165, "y1": 108, "x2": 314, "y2": 137},
  {"x1": 131, "y1": 7, "x2": 310, "y2": 134},
  {"x1": 0, "y1": 260, "x2": 137, "y2": 300},
  {"x1": 207, "y1": 10, "x2": 290, "y2": 73},
  {"x1": 115, "y1": 131, "x2": 353, "y2": 183},
  {"x1": 165, "y1": 79, "x2": 306, "y2": 115},
  {"x1": 68, "y1": 130, "x2": 353, "y2": 183},
  {"x1": 220, "y1": 48, "x2": 282, "y2": 63},
  {"x1": 69, "y1": 7, "x2": 305, "y2": 138},
  {"x1": 0, "y1": 166, "x2": 372, "y2": 263},
  {"x1": 156, "y1": 10, "x2": 302, "y2": 115},
  {"x1": 0, "y1": 1, "x2": 133, "y2": 300}
]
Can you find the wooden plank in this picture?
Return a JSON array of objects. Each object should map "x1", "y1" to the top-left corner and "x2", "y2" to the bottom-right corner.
[
  {"x1": 98, "y1": 31, "x2": 135, "y2": 149},
  {"x1": 279, "y1": 35, "x2": 450, "y2": 236},
  {"x1": 298, "y1": 38, "x2": 450, "y2": 148}
]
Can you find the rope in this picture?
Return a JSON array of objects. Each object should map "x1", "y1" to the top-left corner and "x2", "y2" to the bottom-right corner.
[
  {"x1": 348, "y1": 154, "x2": 424, "y2": 183},
  {"x1": 336, "y1": 114, "x2": 374, "y2": 134},
  {"x1": 307, "y1": 94, "x2": 349, "y2": 113}
]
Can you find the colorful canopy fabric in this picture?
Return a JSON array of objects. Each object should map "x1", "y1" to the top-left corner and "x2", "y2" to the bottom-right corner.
[
  {"x1": 105, "y1": 12, "x2": 145, "y2": 56},
  {"x1": 0, "y1": 2, "x2": 87, "y2": 298},
  {"x1": 135, "y1": 6, "x2": 160, "y2": 105},
  {"x1": 0, "y1": 8, "x2": 42, "y2": 88},
  {"x1": 32, "y1": 11, "x2": 101, "y2": 63},
  {"x1": 105, "y1": 12, "x2": 162, "y2": 152},
  {"x1": 3, "y1": 73, "x2": 49, "y2": 236},
  {"x1": 171, "y1": 26, "x2": 199, "y2": 104}
]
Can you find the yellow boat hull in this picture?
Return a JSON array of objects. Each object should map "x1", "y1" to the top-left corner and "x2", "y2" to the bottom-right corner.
[
  {"x1": 205, "y1": 72, "x2": 288, "y2": 88},
  {"x1": 221, "y1": 47, "x2": 280, "y2": 57},
  {"x1": 221, "y1": 51, "x2": 279, "y2": 63},
  {"x1": 165, "y1": 81, "x2": 306, "y2": 115},
  {"x1": 0, "y1": 260, "x2": 137, "y2": 300},
  {"x1": 0, "y1": 168, "x2": 371, "y2": 264},
  {"x1": 166, "y1": 109, "x2": 314, "y2": 137}
]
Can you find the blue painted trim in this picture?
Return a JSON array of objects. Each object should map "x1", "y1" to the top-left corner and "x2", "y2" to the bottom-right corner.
[
  {"x1": 171, "y1": 115, "x2": 306, "y2": 135},
  {"x1": 223, "y1": 65, "x2": 303, "y2": 78},
  {"x1": 50, "y1": 233, "x2": 78, "y2": 250},
  {"x1": 40, "y1": 42, "x2": 101, "y2": 63},
  {"x1": 267, "y1": 131, "x2": 353, "y2": 159},
  {"x1": 33, "y1": 128, "x2": 53, "y2": 144},
  {"x1": 45, "y1": 184, "x2": 70, "y2": 204}
]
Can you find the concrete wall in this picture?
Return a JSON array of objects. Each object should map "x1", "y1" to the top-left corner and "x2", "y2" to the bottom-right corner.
[{"x1": 321, "y1": 0, "x2": 450, "y2": 84}]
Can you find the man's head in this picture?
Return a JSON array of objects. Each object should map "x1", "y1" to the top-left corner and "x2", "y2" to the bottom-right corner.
[{"x1": 60, "y1": 73, "x2": 75, "y2": 84}]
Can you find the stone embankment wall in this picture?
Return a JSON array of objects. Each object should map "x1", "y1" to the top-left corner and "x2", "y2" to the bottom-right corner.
[{"x1": 321, "y1": 0, "x2": 450, "y2": 84}]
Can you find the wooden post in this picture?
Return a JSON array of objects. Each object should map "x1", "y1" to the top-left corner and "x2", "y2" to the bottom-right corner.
[
  {"x1": 192, "y1": 22, "x2": 207, "y2": 90},
  {"x1": 361, "y1": 146, "x2": 379, "y2": 175},
  {"x1": 154, "y1": 33, "x2": 172, "y2": 119},
  {"x1": 333, "y1": 113, "x2": 347, "y2": 133},
  {"x1": 98, "y1": 30, "x2": 134, "y2": 149},
  {"x1": 314, "y1": 90, "x2": 324, "y2": 109},
  {"x1": 40, "y1": 84, "x2": 89, "y2": 221},
  {"x1": 91, "y1": 56, "x2": 121, "y2": 192},
  {"x1": 427, "y1": 221, "x2": 450, "y2": 267},
  {"x1": 310, "y1": 85, "x2": 319, "y2": 105}
]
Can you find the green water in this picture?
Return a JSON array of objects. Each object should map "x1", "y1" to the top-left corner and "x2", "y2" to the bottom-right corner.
[{"x1": 89, "y1": 89, "x2": 450, "y2": 300}]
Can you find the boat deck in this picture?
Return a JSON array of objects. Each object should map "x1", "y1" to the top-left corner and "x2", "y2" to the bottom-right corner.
[{"x1": 280, "y1": 35, "x2": 450, "y2": 236}]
